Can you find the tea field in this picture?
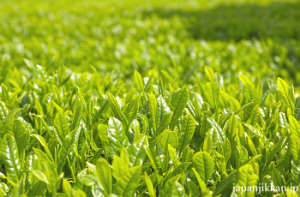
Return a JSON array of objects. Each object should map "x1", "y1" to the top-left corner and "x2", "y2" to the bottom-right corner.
[{"x1": 0, "y1": 0, "x2": 300, "y2": 196}]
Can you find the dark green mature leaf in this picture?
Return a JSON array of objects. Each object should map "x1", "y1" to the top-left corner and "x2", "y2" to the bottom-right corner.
[
  {"x1": 0, "y1": 135, "x2": 20, "y2": 183},
  {"x1": 294, "y1": 98, "x2": 300, "y2": 121},
  {"x1": 169, "y1": 87, "x2": 189, "y2": 129}
]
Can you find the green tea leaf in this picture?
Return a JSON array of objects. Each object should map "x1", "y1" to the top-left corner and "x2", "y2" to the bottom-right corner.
[
  {"x1": 277, "y1": 77, "x2": 294, "y2": 111},
  {"x1": 114, "y1": 166, "x2": 141, "y2": 197},
  {"x1": 178, "y1": 114, "x2": 196, "y2": 154},
  {"x1": 169, "y1": 87, "x2": 189, "y2": 129},
  {"x1": 107, "y1": 117, "x2": 130, "y2": 155},
  {"x1": 193, "y1": 152, "x2": 214, "y2": 182},
  {"x1": 0, "y1": 135, "x2": 20, "y2": 183},
  {"x1": 96, "y1": 158, "x2": 112, "y2": 195}
]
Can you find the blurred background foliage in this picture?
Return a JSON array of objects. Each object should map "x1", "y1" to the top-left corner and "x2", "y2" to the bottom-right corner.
[{"x1": 0, "y1": 0, "x2": 299, "y2": 84}]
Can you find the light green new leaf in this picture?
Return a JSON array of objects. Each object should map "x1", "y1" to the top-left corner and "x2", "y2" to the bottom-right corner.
[
  {"x1": 191, "y1": 168, "x2": 211, "y2": 196},
  {"x1": 6, "y1": 119, "x2": 30, "y2": 154},
  {"x1": 236, "y1": 146, "x2": 248, "y2": 167},
  {"x1": 98, "y1": 124, "x2": 110, "y2": 154},
  {"x1": 169, "y1": 87, "x2": 189, "y2": 129},
  {"x1": 107, "y1": 117, "x2": 130, "y2": 155},
  {"x1": 271, "y1": 167, "x2": 284, "y2": 187},
  {"x1": 207, "y1": 117, "x2": 225, "y2": 142},
  {"x1": 54, "y1": 112, "x2": 69, "y2": 142},
  {"x1": 289, "y1": 115, "x2": 300, "y2": 137},
  {"x1": 0, "y1": 101, "x2": 8, "y2": 121},
  {"x1": 222, "y1": 138, "x2": 231, "y2": 164},
  {"x1": 114, "y1": 166, "x2": 141, "y2": 197},
  {"x1": 128, "y1": 136, "x2": 148, "y2": 166},
  {"x1": 168, "y1": 144, "x2": 179, "y2": 166},
  {"x1": 0, "y1": 134, "x2": 20, "y2": 183},
  {"x1": 187, "y1": 179, "x2": 200, "y2": 197},
  {"x1": 171, "y1": 182, "x2": 187, "y2": 197},
  {"x1": 31, "y1": 170, "x2": 49, "y2": 184},
  {"x1": 239, "y1": 75, "x2": 259, "y2": 103},
  {"x1": 288, "y1": 116, "x2": 300, "y2": 161},
  {"x1": 159, "y1": 174, "x2": 181, "y2": 197},
  {"x1": 157, "y1": 95, "x2": 170, "y2": 122},
  {"x1": 214, "y1": 155, "x2": 262, "y2": 196},
  {"x1": 224, "y1": 114, "x2": 238, "y2": 141},
  {"x1": 134, "y1": 70, "x2": 144, "y2": 93},
  {"x1": 96, "y1": 158, "x2": 112, "y2": 195},
  {"x1": 144, "y1": 172, "x2": 156, "y2": 197},
  {"x1": 156, "y1": 112, "x2": 172, "y2": 134},
  {"x1": 203, "y1": 132, "x2": 213, "y2": 155},
  {"x1": 120, "y1": 147, "x2": 130, "y2": 168},
  {"x1": 144, "y1": 145, "x2": 158, "y2": 172},
  {"x1": 63, "y1": 179, "x2": 72, "y2": 197},
  {"x1": 32, "y1": 134, "x2": 54, "y2": 162},
  {"x1": 246, "y1": 105, "x2": 260, "y2": 125},
  {"x1": 72, "y1": 105, "x2": 82, "y2": 130},
  {"x1": 246, "y1": 136, "x2": 257, "y2": 156},
  {"x1": 149, "y1": 93, "x2": 158, "y2": 131},
  {"x1": 107, "y1": 92, "x2": 129, "y2": 128},
  {"x1": 1, "y1": 84, "x2": 9, "y2": 106},
  {"x1": 112, "y1": 156, "x2": 128, "y2": 180},
  {"x1": 233, "y1": 164, "x2": 258, "y2": 197},
  {"x1": 205, "y1": 82, "x2": 219, "y2": 109},
  {"x1": 159, "y1": 130, "x2": 178, "y2": 152},
  {"x1": 74, "y1": 189, "x2": 87, "y2": 197},
  {"x1": 33, "y1": 148, "x2": 57, "y2": 194},
  {"x1": 57, "y1": 128, "x2": 81, "y2": 173},
  {"x1": 277, "y1": 77, "x2": 294, "y2": 111},
  {"x1": 92, "y1": 99, "x2": 109, "y2": 123},
  {"x1": 193, "y1": 152, "x2": 214, "y2": 183},
  {"x1": 205, "y1": 66, "x2": 215, "y2": 82},
  {"x1": 178, "y1": 114, "x2": 196, "y2": 154}
]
